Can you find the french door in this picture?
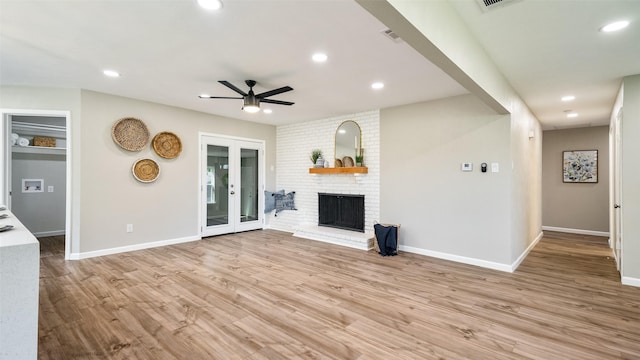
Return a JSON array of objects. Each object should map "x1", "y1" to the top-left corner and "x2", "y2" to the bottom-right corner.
[{"x1": 201, "y1": 134, "x2": 264, "y2": 237}]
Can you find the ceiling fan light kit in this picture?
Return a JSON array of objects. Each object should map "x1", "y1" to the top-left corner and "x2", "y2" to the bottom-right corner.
[
  {"x1": 200, "y1": 80, "x2": 294, "y2": 114},
  {"x1": 243, "y1": 98, "x2": 261, "y2": 113}
]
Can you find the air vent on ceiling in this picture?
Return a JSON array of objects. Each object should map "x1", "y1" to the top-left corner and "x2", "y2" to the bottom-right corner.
[
  {"x1": 381, "y1": 28, "x2": 403, "y2": 43},
  {"x1": 476, "y1": 0, "x2": 522, "y2": 12}
]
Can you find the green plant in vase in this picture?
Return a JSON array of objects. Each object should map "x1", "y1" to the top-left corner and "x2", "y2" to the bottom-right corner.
[
  {"x1": 355, "y1": 148, "x2": 364, "y2": 167},
  {"x1": 310, "y1": 149, "x2": 324, "y2": 167}
]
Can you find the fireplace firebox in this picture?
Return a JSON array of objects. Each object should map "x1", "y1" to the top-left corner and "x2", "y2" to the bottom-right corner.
[{"x1": 318, "y1": 193, "x2": 364, "y2": 232}]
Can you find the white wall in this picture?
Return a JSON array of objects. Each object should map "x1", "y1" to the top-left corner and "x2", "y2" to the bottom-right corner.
[
  {"x1": 508, "y1": 99, "x2": 543, "y2": 262},
  {"x1": 2, "y1": 86, "x2": 276, "y2": 257},
  {"x1": 1, "y1": 86, "x2": 81, "y2": 254},
  {"x1": 381, "y1": 94, "x2": 513, "y2": 266},
  {"x1": 78, "y1": 90, "x2": 276, "y2": 255},
  {"x1": 269, "y1": 110, "x2": 379, "y2": 233},
  {"x1": 357, "y1": 0, "x2": 542, "y2": 267},
  {"x1": 621, "y1": 74, "x2": 640, "y2": 285}
]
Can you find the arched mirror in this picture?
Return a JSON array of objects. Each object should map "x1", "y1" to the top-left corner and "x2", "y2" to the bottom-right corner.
[{"x1": 334, "y1": 120, "x2": 361, "y2": 167}]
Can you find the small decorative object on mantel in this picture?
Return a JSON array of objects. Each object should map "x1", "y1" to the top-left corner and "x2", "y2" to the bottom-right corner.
[
  {"x1": 563, "y1": 150, "x2": 598, "y2": 183},
  {"x1": 310, "y1": 149, "x2": 324, "y2": 168},
  {"x1": 342, "y1": 156, "x2": 354, "y2": 167},
  {"x1": 132, "y1": 158, "x2": 160, "y2": 183},
  {"x1": 152, "y1": 131, "x2": 182, "y2": 159},
  {"x1": 335, "y1": 158, "x2": 343, "y2": 167},
  {"x1": 355, "y1": 148, "x2": 364, "y2": 167},
  {"x1": 112, "y1": 117, "x2": 150, "y2": 151}
]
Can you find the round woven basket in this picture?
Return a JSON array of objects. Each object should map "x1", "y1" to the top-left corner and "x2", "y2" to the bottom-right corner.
[
  {"x1": 342, "y1": 156, "x2": 354, "y2": 167},
  {"x1": 152, "y1": 131, "x2": 182, "y2": 159},
  {"x1": 132, "y1": 159, "x2": 160, "y2": 183},
  {"x1": 112, "y1": 117, "x2": 150, "y2": 151}
]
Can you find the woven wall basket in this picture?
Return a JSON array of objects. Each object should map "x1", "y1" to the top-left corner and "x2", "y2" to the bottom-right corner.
[
  {"x1": 152, "y1": 131, "x2": 182, "y2": 159},
  {"x1": 112, "y1": 117, "x2": 150, "y2": 151},
  {"x1": 132, "y1": 159, "x2": 160, "y2": 183}
]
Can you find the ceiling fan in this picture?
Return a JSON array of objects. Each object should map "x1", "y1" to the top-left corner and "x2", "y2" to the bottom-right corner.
[{"x1": 199, "y1": 80, "x2": 294, "y2": 113}]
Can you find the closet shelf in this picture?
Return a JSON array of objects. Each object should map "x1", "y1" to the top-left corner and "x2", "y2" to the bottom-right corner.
[
  {"x1": 12, "y1": 121, "x2": 66, "y2": 139},
  {"x1": 12, "y1": 146, "x2": 66, "y2": 156}
]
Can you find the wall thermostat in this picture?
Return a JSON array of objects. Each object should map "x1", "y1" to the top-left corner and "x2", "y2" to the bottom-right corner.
[{"x1": 461, "y1": 162, "x2": 473, "y2": 172}]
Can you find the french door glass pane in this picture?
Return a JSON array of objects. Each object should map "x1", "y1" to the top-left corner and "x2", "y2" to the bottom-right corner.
[
  {"x1": 240, "y1": 148, "x2": 258, "y2": 223},
  {"x1": 207, "y1": 145, "x2": 229, "y2": 226}
]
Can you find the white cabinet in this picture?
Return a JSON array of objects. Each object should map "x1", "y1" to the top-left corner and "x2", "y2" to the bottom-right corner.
[{"x1": 0, "y1": 208, "x2": 39, "y2": 360}]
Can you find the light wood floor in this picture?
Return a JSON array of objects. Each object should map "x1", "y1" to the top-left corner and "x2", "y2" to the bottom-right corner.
[{"x1": 38, "y1": 231, "x2": 640, "y2": 359}]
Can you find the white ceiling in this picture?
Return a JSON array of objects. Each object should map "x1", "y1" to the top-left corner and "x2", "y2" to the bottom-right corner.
[
  {"x1": 450, "y1": 0, "x2": 640, "y2": 130},
  {"x1": 1, "y1": 0, "x2": 639, "y2": 130}
]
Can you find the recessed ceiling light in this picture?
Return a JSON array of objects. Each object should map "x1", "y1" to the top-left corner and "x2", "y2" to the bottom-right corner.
[
  {"x1": 197, "y1": 0, "x2": 223, "y2": 10},
  {"x1": 312, "y1": 53, "x2": 328, "y2": 63},
  {"x1": 567, "y1": 113, "x2": 579, "y2": 118},
  {"x1": 263, "y1": 109, "x2": 273, "y2": 114},
  {"x1": 561, "y1": 95, "x2": 575, "y2": 102},
  {"x1": 103, "y1": 69, "x2": 120, "y2": 78},
  {"x1": 600, "y1": 20, "x2": 629, "y2": 33},
  {"x1": 371, "y1": 82, "x2": 384, "y2": 90}
]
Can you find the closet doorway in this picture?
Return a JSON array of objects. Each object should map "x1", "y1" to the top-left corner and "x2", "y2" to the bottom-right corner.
[
  {"x1": 200, "y1": 134, "x2": 264, "y2": 237},
  {"x1": 2, "y1": 109, "x2": 71, "y2": 259}
]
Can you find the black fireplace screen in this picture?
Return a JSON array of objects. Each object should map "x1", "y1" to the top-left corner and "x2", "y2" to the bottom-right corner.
[{"x1": 318, "y1": 193, "x2": 364, "y2": 232}]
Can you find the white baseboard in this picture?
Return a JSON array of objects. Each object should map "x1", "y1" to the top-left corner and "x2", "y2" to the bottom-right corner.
[
  {"x1": 32, "y1": 230, "x2": 65, "y2": 237},
  {"x1": 621, "y1": 276, "x2": 640, "y2": 288},
  {"x1": 69, "y1": 235, "x2": 201, "y2": 260},
  {"x1": 264, "y1": 224, "x2": 293, "y2": 233},
  {"x1": 510, "y1": 231, "x2": 544, "y2": 272},
  {"x1": 542, "y1": 226, "x2": 609, "y2": 237},
  {"x1": 399, "y1": 245, "x2": 512, "y2": 273},
  {"x1": 399, "y1": 231, "x2": 544, "y2": 273}
]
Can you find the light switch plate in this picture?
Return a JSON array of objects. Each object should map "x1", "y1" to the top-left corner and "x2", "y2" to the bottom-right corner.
[
  {"x1": 461, "y1": 162, "x2": 473, "y2": 172},
  {"x1": 491, "y1": 162, "x2": 499, "y2": 173}
]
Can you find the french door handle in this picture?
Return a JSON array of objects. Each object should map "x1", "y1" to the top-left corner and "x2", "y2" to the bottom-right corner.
[
  {"x1": 230, "y1": 191, "x2": 235, "y2": 195},
  {"x1": 614, "y1": 204, "x2": 620, "y2": 209}
]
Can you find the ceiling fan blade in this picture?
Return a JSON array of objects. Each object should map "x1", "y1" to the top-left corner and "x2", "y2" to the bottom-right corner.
[
  {"x1": 199, "y1": 95, "x2": 243, "y2": 99},
  {"x1": 256, "y1": 86, "x2": 293, "y2": 99},
  {"x1": 261, "y1": 99, "x2": 295, "y2": 106},
  {"x1": 218, "y1": 81, "x2": 248, "y2": 96}
]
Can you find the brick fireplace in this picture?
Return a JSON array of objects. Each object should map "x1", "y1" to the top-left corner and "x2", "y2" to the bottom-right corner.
[{"x1": 269, "y1": 110, "x2": 380, "y2": 250}]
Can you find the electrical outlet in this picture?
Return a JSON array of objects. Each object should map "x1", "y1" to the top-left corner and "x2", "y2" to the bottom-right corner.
[
  {"x1": 126, "y1": 224, "x2": 133, "y2": 233},
  {"x1": 48, "y1": 186, "x2": 54, "y2": 192}
]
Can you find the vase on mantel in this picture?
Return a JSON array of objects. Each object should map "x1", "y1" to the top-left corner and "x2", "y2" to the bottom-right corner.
[{"x1": 315, "y1": 157, "x2": 325, "y2": 168}]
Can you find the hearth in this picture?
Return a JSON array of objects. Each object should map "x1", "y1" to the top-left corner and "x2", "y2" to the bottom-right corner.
[{"x1": 318, "y1": 193, "x2": 364, "y2": 232}]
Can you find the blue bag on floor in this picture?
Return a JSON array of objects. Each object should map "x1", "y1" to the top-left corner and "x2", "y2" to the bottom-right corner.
[{"x1": 374, "y1": 223, "x2": 398, "y2": 256}]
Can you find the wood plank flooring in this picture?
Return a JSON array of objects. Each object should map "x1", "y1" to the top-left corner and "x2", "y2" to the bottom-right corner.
[{"x1": 37, "y1": 231, "x2": 640, "y2": 359}]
